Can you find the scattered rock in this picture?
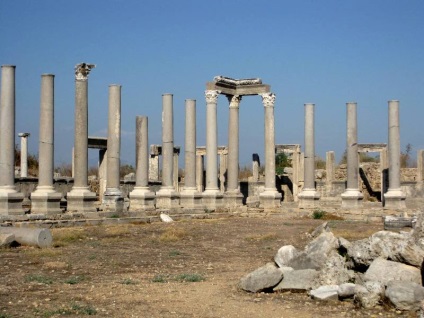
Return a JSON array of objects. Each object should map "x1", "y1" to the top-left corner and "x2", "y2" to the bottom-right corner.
[
  {"x1": 354, "y1": 281, "x2": 385, "y2": 309},
  {"x1": 364, "y1": 258, "x2": 421, "y2": 286},
  {"x1": 274, "y1": 245, "x2": 298, "y2": 268},
  {"x1": 338, "y1": 283, "x2": 356, "y2": 299},
  {"x1": 315, "y1": 251, "x2": 355, "y2": 286},
  {"x1": 160, "y1": 213, "x2": 173, "y2": 223},
  {"x1": 385, "y1": 281, "x2": 424, "y2": 311},
  {"x1": 0, "y1": 233, "x2": 15, "y2": 247},
  {"x1": 309, "y1": 222, "x2": 330, "y2": 239},
  {"x1": 273, "y1": 269, "x2": 319, "y2": 291},
  {"x1": 239, "y1": 262, "x2": 284, "y2": 293},
  {"x1": 310, "y1": 285, "x2": 339, "y2": 301}
]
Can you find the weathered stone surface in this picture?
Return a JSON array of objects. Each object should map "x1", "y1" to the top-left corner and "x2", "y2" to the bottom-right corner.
[
  {"x1": 274, "y1": 245, "x2": 298, "y2": 268},
  {"x1": 310, "y1": 285, "x2": 339, "y2": 301},
  {"x1": 160, "y1": 213, "x2": 174, "y2": 223},
  {"x1": 412, "y1": 212, "x2": 424, "y2": 249},
  {"x1": 338, "y1": 283, "x2": 356, "y2": 299},
  {"x1": 354, "y1": 281, "x2": 385, "y2": 309},
  {"x1": 315, "y1": 251, "x2": 355, "y2": 286},
  {"x1": 385, "y1": 281, "x2": 424, "y2": 311},
  {"x1": 239, "y1": 262, "x2": 284, "y2": 293},
  {"x1": 273, "y1": 269, "x2": 319, "y2": 291},
  {"x1": 0, "y1": 227, "x2": 52, "y2": 248},
  {"x1": 0, "y1": 233, "x2": 15, "y2": 247},
  {"x1": 364, "y1": 258, "x2": 421, "y2": 286},
  {"x1": 309, "y1": 221, "x2": 330, "y2": 239}
]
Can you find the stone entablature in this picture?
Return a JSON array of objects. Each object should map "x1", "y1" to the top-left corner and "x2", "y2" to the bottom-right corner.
[{"x1": 206, "y1": 76, "x2": 270, "y2": 96}]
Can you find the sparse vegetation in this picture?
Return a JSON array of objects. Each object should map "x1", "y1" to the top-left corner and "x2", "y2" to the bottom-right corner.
[
  {"x1": 312, "y1": 209, "x2": 326, "y2": 219},
  {"x1": 175, "y1": 273, "x2": 205, "y2": 282},
  {"x1": 24, "y1": 274, "x2": 53, "y2": 285},
  {"x1": 315, "y1": 156, "x2": 326, "y2": 169},
  {"x1": 168, "y1": 250, "x2": 181, "y2": 257},
  {"x1": 245, "y1": 233, "x2": 278, "y2": 242},
  {"x1": 38, "y1": 303, "x2": 97, "y2": 316},
  {"x1": 158, "y1": 227, "x2": 189, "y2": 242},
  {"x1": 64, "y1": 275, "x2": 84, "y2": 285},
  {"x1": 152, "y1": 275, "x2": 168, "y2": 283},
  {"x1": 275, "y1": 152, "x2": 291, "y2": 175},
  {"x1": 120, "y1": 278, "x2": 138, "y2": 285}
]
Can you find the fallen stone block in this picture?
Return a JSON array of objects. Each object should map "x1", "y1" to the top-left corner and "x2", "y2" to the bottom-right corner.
[
  {"x1": 273, "y1": 269, "x2": 319, "y2": 292},
  {"x1": 0, "y1": 233, "x2": 15, "y2": 247},
  {"x1": 354, "y1": 281, "x2": 385, "y2": 309},
  {"x1": 385, "y1": 281, "x2": 424, "y2": 311},
  {"x1": 0, "y1": 227, "x2": 52, "y2": 248},
  {"x1": 310, "y1": 285, "x2": 339, "y2": 301},
  {"x1": 364, "y1": 258, "x2": 421, "y2": 286},
  {"x1": 239, "y1": 262, "x2": 284, "y2": 293},
  {"x1": 274, "y1": 245, "x2": 298, "y2": 268},
  {"x1": 160, "y1": 213, "x2": 173, "y2": 223},
  {"x1": 338, "y1": 283, "x2": 356, "y2": 299}
]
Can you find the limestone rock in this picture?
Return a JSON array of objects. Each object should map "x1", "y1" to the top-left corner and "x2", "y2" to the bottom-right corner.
[
  {"x1": 273, "y1": 269, "x2": 319, "y2": 291},
  {"x1": 309, "y1": 221, "x2": 330, "y2": 239},
  {"x1": 160, "y1": 213, "x2": 173, "y2": 223},
  {"x1": 412, "y1": 212, "x2": 424, "y2": 248},
  {"x1": 310, "y1": 285, "x2": 339, "y2": 301},
  {"x1": 239, "y1": 262, "x2": 284, "y2": 293},
  {"x1": 364, "y1": 258, "x2": 421, "y2": 286},
  {"x1": 354, "y1": 281, "x2": 385, "y2": 309},
  {"x1": 274, "y1": 245, "x2": 298, "y2": 268},
  {"x1": 385, "y1": 281, "x2": 424, "y2": 311},
  {"x1": 0, "y1": 233, "x2": 15, "y2": 247},
  {"x1": 338, "y1": 283, "x2": 356, "y2": 299},
  {"x1": 315, "y1": 251, "x2": 355, "y2": 286}
]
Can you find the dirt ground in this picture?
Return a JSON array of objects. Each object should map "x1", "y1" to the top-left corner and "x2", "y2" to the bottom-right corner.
[{"x1": 0, "y1": 215, "x2": 417, "y2": 318}]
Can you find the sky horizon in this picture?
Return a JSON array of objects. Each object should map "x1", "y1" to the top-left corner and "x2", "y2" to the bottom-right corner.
[{"x1": 1, "y1": 1, "x2": 423, "y2": 169}]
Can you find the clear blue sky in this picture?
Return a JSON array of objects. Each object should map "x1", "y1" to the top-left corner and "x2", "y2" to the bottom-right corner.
[{"x1": 1, "y1": 1, "x2": 424, "y2": 167}]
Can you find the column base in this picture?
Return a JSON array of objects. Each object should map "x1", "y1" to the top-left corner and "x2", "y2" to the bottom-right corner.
[
  {"x1": 384, "y1": 189, "x2": 406, "y2": 210},
  {"x1": 259, "y1": 189, "x2": 282, "y2": 209},
  {"x1": 30, "y1": 187, "x2": 62, "y2": 215},
  {"x1": 341, "y1": 189, "x2": 364, "y2": 209},
  {"x1": 129, "y1": 187, "x2": 156, "y2": 211},
  {"x1": 298, "y1": 189, "x2": 320, "y2": 209},
  {"x1": 102, "y1": 188, "x2": 125, "y2": 213},
  {"x1": 0, "y1": 187, "x2": 25, "y2": 215},
  {"x1": 224, "y1": 190, "x2": 244, "y2": 208},
  {"x1": 202, "y1": 189, "x2": 224, "y2": 210},
  {"x1": 66, "y1": 187, "x2": 97, "y2": 213},
  {"x1": 155, "y1": 187, "x2": 180, "y2": 209},
  {"x1": 180, "y1": 188, "x2": 203, "y2": 209}
]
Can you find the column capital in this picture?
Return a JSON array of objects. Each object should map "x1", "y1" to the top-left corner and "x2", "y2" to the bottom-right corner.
[
  {"x1": 261, "y1": 92, "x2": 276, "y2": 108},
  {"x1": 75, "y1": 63, "x2": 96, "y2": 81},
  {"x1": 227, "y1": 95, "x2": 242, "y2": 109},
  {"x1": 205, "y1": 90, "x2": 221, "y2": 104}
]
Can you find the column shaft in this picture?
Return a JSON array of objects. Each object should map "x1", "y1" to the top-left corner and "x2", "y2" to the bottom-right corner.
[
  {"x1": 20, "y1": 136, "x2": 28, "y2": 177},
  {"x1": 388, "y1": 100, "x2": 401, "y2": 190},
  {"x1": 346, "y1": 102, "x2": 359, "y2": 190},
  {"x1": 184, "y1": 100, "x2": 196, "y2": 189},
  {"x1": 161, "y1": 94, "x2": 174, "y2": 189},
  {"x1": 205, "y1": 90, "x2": 220, "y2": 191},
  {"x1": 303, "y1": 103, "x2": 315, "y2": 190},
  {"x1": 263, "y1": 94, "x2": 277, "y2": 190},
  {"x1": 196, "y1": 155, "x2": 204, "y2": 192},
  {"x1": 227, "y1": 95, "x2": 241, "y2": 192},
  {"x1": 135, "y1": 116, "x2": 149, "y2": 188}
]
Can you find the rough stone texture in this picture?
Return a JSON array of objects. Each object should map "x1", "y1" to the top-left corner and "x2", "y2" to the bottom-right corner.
[
  {"x1": 273, "y1": 269, "x2": 319, "y2": 291},
  {"x1": 160, "y1": 213, "x2": 173, "y2": 223},
  {"x1": 354, "y1": 281, "x2": 385, "y2": 309},
  {"x1": 315, "y1": 251, "x2": 355, "y2": 286},
  {"x1": 274, "y1": 245, "x2": 298, "y2": 268},
  {"x1": 412, "y1": 212, "x2": 424, "y2": 249},
  {"x1": 309, "y1": 221, "x2": 330, "y2": 239},
  {"x1": 338, "y1": 283, "x2": 356, "y2": 299},
  {"x1": 239, "y1": 262, "x2": 284, "y2": 293},
  {"x1": 385, "y1": 281, "x2": 424, "y2": 311},
  {"x1": 364, "y1": 258, "x2": 421, "y2": 286},
  {"x1": 0, "y1": 233, "x2": 15, "y2": 247},
  {"x1": 310, "y1": 285, "x2": 339, "y2": 301}
]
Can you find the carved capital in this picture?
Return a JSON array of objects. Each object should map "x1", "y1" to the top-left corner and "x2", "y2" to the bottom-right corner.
[
  {"x1": 227, "y1": 95, "x2": 242, "y2": 109},
  {"x1": 205, "y1": 90, "x2": 221, "y2": 104},
  {"x1": 261, "y1": 93, "x2": 276, "y2": 108},
  {"x1": 75, "y1": 63, "x2": 96, "y2": 81}
]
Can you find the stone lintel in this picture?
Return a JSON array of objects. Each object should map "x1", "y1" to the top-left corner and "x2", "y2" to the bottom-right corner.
[
  {"x1": 275, "y1": 144, "x2": 301, "y2": 154},
  {"x1": 150, "y1": 145, "x2": 181, "y2": 156},
  {"x1": 358, "y1": 143, "x2": 387, "y2": 153},
  {"x1": 196, "y1": 146, "x2": 228, "y2": 156},
  {"x1": 206, "y1": 82, "x2": 270, "y2": 96},
  {"x1": 88, "y1": 136, "x2": 108, "y2": 150}
]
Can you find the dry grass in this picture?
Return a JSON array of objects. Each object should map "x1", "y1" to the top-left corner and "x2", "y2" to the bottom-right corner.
[
  {"x1": 332, "y1": 227, "x2": 378, "y2": 241},
  {"x1": 245, "y1": 233, "x2": 278, "y2": 242},
  {"x1": 52, "y1": 228, "x2": 86, "y2": 247},
  {"x1": 157, "y1": 226, "x2": 190, "y2": 242}
]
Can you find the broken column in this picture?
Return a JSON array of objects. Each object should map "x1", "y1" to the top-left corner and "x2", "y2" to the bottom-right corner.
[
  {"x1": 259, "y1": 93, "x2": 281, "y2": 208},
  {"x1": 196, "y1": 153, "x2": 204, "y2": 192},
  {"x1": 298, "y1": 103, "x2": 320, "y2": 208},
  {"x1": 149, "y1": 145, "x2": 160, "y2": 182},
  {"x1": 180, "y1": 99, "x2": 202, "y2": 208},
  {"x1": 30, "y1": 74, "x2": 62, "y2": 215},
  {"x1": 155, "y1": 94, "x2": 179, "y2": 209},
  {"x1": 129, "y1": 116, "x2": 155, "y2": 210},
  {"x1": 102, "y1": 85, "x2": 124, "y2": 212},
  {"x1": 341, "y1": 102, "x2": 363, "y2": 209},
  {"x1": 18, "y1": 133, "x2": 30, "y2": 178},
  {"x1": 203, "y1": 90, "x2": 223, "y2": 208},
  {"x1": 67, "y1": 63, "x2": 97, "y2": 213},
  {"x1": 173, "y1": 147, "x2": 180, "y2": 191},
  {"x1": 417, "y1": 150, "x2": 424, "y2": 191},
  {"x1": 225, "y1": 95, "x2": 243, "y2": 207},
  {"x1": 0, "y1": 65, "x2": 24, "y2": 215},
  {"x1": 252, "y1": 153, "x2": 260, "y2": 182},
  {"x1": 384, "y1": 100, "x2": 406, "y2": 209},
  {"x1": 325, "y1": 151, "x2": 335, "y2": 194}
]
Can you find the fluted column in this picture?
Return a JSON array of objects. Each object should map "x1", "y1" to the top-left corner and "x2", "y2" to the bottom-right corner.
[
  {"x1": 31, "y1": 74, "x2": 62, "y2": 215},
  {"x1": 0, "y1": 65, "x2": 24, "y2": 215},
  {"x1": 129, "y1": 116, "x2": 155, "y2": 211},
  {"x1": 18, "y1": 133, "x2": 30, "y2": 178},
  {"x1": 298, "y1": 103, "x2": 320, "y2": 208},
  {"x1": 259, "y1": 93, "x2": 281, "y2": 208},
  {"x1": 67, "y1": 63, "x2": 97, "y2": 213},
  {"x1": 384, "y1": 100, "x2": 406, "y2": 209},
  {"x1": 341, "y1": 102, "x2": 363, "y2": 209},
  {"x1": 156, "y1": 94, "x2": 179, "y2": 209}
]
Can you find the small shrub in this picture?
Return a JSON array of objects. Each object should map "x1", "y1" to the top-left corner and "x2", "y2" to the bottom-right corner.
[
  {"x1": 158, "y1": 227, "x2": 188, "y2": 242},
  {"x1": 25, "y1": 274, "x2": 53, "y2": 285},
  {"x1": 65, "y1": 275, "x2": 84, "y2": 285},
  {"x1": 168, "y1": 250, "x2": 181, "y2": 257},
  {"x1": 175, "y1": 273, "x2": 205, "y2": 282},
  {"x1": 312, "y1": 210, "x2": 326, "y2": 219},
  {"x1": 120, "y1": 278, "x2": 138, "y2": 285},
  {"x1": 152, "y1": 275, "x2": 168, "y2": 283}
]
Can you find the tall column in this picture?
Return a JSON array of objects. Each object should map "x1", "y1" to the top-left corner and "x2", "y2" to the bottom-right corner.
[
  {"x1": 0, "y1": 65, "x2": 24, "y2": 215},
  {"x1": 31, "y1": 74, "x2": 62, "y2": 215},
  {"x1": 259, "y1": 93, "x2": 281, "y2": 208},
  {"x1": 384, "y1": 100, "x2": 406, "y2": 209},
  {"x1": 180, "y1": 99, "x2": 202, "y2": 208},
  {"x1": 129, "y1": 116, "x2": 155, "y2": 211},
  {"x1": 156, "y1": 94, "x2": 179, "y2": 209},
  {"x1": 67, "y1": 63, "x2": 97, "y2": 213},
  {"x1": 298, "y1": 103, "x2": 320, "y2": 208},
  {"x1": 341, "y1": 102, "x2": 363, "y2": 209},
  {"x1": 225, "y1": 95, "x2": 243, "y2": 207},
  {"x1": 18, "y1": 133, "x2": 30, "y2": 177},
  {"x1": 102, "y1": 85, "x2": 124, "y2": 212},
  {"x1": 203, "y1": 90, "x2": 223, "y2": 209}
]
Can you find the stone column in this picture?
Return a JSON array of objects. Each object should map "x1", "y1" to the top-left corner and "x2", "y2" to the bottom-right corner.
[
  {"x1": 173, "y1": 147, "x2": 180, "y2": 191},
  {"x1": 31, "y1": 74, "x2": 62, "y2": 215},
  {"x1": 252, "y1": 153, "x2": 260, "y2": 182},
  {"x1": 417, "y1": 150, "x2": 424, "y2": 190},
  {"x1": 180, "y1": 99, "x2": 202, "y2": 208},
  {"x1": 326, "y1": 151, "x2": 335, "y2": 194},
  {"x1": 384, "y1": 100, "x2": 406, "y2": 209},
  {"x1": 18, "y1": 133, "x2": 30, "y2": 178},
  {"x1": 259, "y1": 93, "x2": 281, "y2": 208},
  {"x1": 225, "y1": 95, "x2": 243, "y2": 207},
  {"x1": 196, "y1": 154, "x2": 204, "y2": 192},
  {"x1": 0, "y1": 65, "x2": 24, "y2": 215},
  {"x1": 298, "y1": 103, "x2": 320, "y2": 208},
  {"x1": 292, "y1": 146, "x2": 301, "y2": 202},
  {"x1": 219, "y1": 151, "x2": 228, "y2": 193},
  {"x1": 156, "y1": 93, "x2": 179, "y2": 209},
  {"x1": 149, "y1": 145, "x2": 160, "y2": 182},
  {"x1": 129, "y1": 116, "x2": 155, "y2": 211},
  {"x1": 341, "y1": 102, "x2": 363, "y2": 209},
  {"x1": 67, "y1": 63, "x2": 97, "y2": 213},
  {"x1": 102, "y1": 85, "x2": 124, "y2": 212},
  {"x1": 203, "y1": 90, "x2": 223, "y2": 209},
  {"x1": 98, "y1": 149, "x2": 107, "y2": 203}
]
